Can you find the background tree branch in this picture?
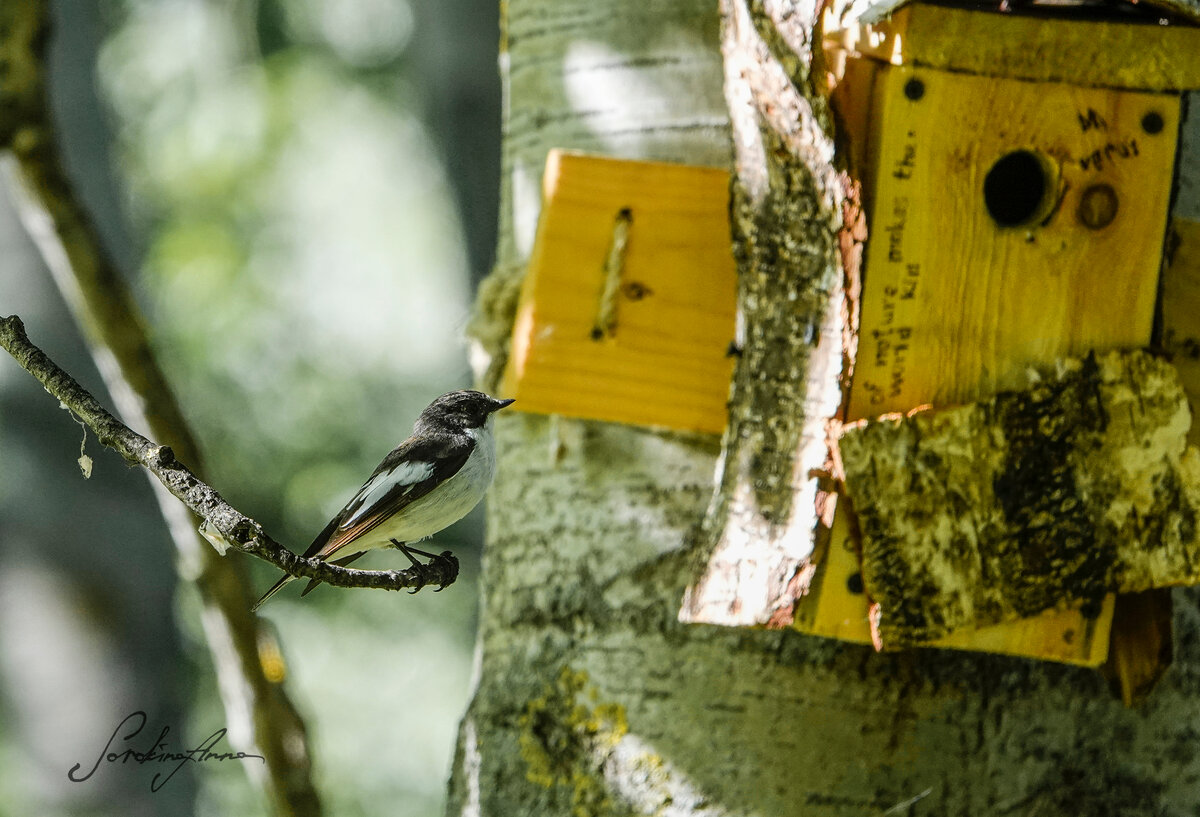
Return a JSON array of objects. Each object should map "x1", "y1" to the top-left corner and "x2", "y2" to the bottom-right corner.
[{"x1": 1, "y1": 3, "x2": 325, "y2": 812}]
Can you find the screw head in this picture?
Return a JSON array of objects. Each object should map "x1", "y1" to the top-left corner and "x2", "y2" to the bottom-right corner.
[
  {"x1": 1142, "y1": 111, "x2": 1164, "y2": 135},
  {"x1": 903, "y1": 78, "x2": 925, "y2": 101}
]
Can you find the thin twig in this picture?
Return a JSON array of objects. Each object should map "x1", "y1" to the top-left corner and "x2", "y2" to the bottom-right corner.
[{"x1": 0, "y1": 314, "x2": 458, "y2": 592}]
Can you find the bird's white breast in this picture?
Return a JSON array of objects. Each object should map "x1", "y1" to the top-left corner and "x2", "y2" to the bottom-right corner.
[{"x1": 361, "y1": 422, "x2": 497, "y2": 549}]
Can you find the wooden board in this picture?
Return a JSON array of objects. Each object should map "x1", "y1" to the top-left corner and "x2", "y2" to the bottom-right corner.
[
  {"x1": 851, "y1": 67, "x2": 1177, "y2": 412},
  {"x1": 501, "y1": 150, "x2": 736, "y2": 434},
  {"x1": 1162, "y1": 218, "x2": 1200, "y2": 448},
  {"x1": 843, "y1": 4, "x2": 1200, "y2": 92},
  {"x1": 793, "y1": 65, "x2": 1180, "y2": 665}
]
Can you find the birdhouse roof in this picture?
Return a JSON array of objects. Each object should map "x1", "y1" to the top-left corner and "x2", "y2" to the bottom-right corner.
[{"x1": 842, "y1": 0, "x2": 1200, "y2": 25}]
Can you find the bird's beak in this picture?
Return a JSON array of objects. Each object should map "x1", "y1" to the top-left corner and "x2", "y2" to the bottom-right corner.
[{"x1": 492, "y1": 397, "x2": 516, "y2": 412}]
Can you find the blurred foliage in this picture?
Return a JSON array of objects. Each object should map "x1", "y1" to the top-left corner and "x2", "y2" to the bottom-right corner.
[
  {"x1": 93, "y1": 0, "x2": 484, "y2": 814},
  {"x1": 98, "y1": 0, "x2": 472, "y2": 541}
]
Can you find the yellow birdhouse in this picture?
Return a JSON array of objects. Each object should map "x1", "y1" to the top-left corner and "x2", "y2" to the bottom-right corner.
[
  {"x1": 503, "y1": 0, "x2": 1200, "y2": 684},
  {"x1": 803, "y1": 0, "x2": 1200, "y2": 672}
]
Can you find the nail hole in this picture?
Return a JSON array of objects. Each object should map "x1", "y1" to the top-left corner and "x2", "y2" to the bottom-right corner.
[
  {"x1": 847, "y1": 572, "x2": 864, "y2": 595},
  {"x1": 984, "y1": 150, "x2": 1053, "y2": 228},
  {"x1": 1142, "y1": 112, "x2": 1164, "y2": 135},
  {"x1": 903, "y1": 78, "x2": 924, "y2": 101},
  {"x1": 621, "y1": 281, "x2": 652, "y2": 301}
]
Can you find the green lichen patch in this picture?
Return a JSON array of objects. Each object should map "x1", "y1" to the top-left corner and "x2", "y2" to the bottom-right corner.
[{"x1": 518, "y1": 666, "x2": 631, "y2": 817}]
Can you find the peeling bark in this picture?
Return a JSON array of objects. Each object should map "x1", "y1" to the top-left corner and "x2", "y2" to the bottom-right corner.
[{"x1": 680, "y1": 0, "x2": 847, "y2": 626}]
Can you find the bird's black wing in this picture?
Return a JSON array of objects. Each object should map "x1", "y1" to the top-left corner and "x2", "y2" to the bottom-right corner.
[{"x1": 307, "y1": 431, "x2": 474, "y2": 560}]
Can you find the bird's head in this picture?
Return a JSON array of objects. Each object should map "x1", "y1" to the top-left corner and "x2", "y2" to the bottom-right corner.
[{"x1": 416, "y1": 390, "x2": 515, "y2": 433}]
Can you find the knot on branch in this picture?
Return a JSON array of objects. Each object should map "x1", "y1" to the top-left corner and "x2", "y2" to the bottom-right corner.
[{"x1": 230, "y1": 518, "x2": 263, "y2": 545}]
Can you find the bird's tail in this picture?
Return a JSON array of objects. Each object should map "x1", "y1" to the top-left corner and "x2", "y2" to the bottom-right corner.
[
  {"x1": 252, "y1": 551, "x2": 368, "y2": 611},
  {"x1": 299, "y1": 551, "x2": 366, "y2": 597},
  {"x1": 254, "y1": 516, "x2": 341, "y2": 612},
  {"x1": 252, "y1": 574, "x2": 296, "y2": 612}
]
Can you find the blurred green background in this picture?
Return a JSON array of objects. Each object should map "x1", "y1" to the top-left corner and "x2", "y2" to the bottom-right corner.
[{"x1": 0, "y1": 0, "x2": 499, "y2": 814}]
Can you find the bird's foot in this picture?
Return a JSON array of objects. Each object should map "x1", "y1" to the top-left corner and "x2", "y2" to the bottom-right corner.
[
  {"x1": 391, "y1": 540, "x2": 457, "y2": 592},
  {"x1": 429, "y1": 551, "x2": 458, "y2": 591}
]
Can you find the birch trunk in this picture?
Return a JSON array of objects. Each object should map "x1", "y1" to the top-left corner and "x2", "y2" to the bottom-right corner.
[{"x1": 450, "y1": 1, "x2": 1200, "y2": 814}]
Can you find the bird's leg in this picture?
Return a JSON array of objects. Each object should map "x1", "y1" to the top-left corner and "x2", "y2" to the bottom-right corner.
[
  {"x1": 398, "y1": 544, "x2": 441, "y2": 560},
  {"x1": 390, "y1": 539, "x2": 423, "y2": 567},
  {"x1": 391, "y1": 539, "x2": 428, "y2": 593},
  {"x1": 390, "y1": 540, "x2": 457, "y2": 592}
]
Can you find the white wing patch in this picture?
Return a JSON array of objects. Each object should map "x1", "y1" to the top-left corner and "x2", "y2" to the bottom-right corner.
[{"x1": 342, "y1": 459, "x2": 435, "y2": 528}]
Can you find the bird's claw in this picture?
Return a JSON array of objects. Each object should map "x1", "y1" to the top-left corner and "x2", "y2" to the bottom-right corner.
[
  {"x1": 407, "y1": 562, "x2": 428, "y2": 594},
  {"x1": 433, "y1": 551, "x2": 458, "y2": 591}
]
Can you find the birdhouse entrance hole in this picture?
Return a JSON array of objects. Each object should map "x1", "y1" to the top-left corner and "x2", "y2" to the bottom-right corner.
[{"x1": 983, "y1": 149, "x2": 1053, "y2": 228}]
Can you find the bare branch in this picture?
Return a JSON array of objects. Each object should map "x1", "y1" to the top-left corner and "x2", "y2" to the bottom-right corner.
[
  {"x1": 3, "y1": 4, "x2": 437, "y2": 813},
  {"x1": 0, "y1": 314, "x2": 459, "y2": 592}
]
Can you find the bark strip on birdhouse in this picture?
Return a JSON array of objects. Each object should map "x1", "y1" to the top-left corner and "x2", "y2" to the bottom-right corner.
[{"x1": 838, "y1": 350, "x2": 1200, "y2": 649}]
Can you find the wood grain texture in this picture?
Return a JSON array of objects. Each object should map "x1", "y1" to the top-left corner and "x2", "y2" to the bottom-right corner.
[
  {"x1": 850, "y1": 66, "x2": 1177, "y2": 414},
  {"x1": 839, "y1": 351, "x2": 1200, "y2": 649},
  {"x1": 1102, "y1": 590, "x2": 1175, "y2": 708},
  {"x1": 501, "y1": 151, "x2": 737, "y2": 434},
  {"x1": 847, "y1": 4, "x2": 1200, "y2": 91},
  {"x1": 1162, "y1": 218, "x2": 1200, "y2": 448}
]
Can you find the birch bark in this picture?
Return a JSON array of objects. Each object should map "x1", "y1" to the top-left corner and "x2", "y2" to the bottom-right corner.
[{"x1": 452, "y1": 1, "x2": 1200, "y2": 814}]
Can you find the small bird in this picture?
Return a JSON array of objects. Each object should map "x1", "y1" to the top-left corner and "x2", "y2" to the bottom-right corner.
[{"x1": 253, "y1": 390, "x2": 515, "y2": 610}]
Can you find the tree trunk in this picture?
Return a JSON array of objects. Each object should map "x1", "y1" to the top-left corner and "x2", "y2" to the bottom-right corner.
[{"x1": 451, "y1": 1, "x2": 1200, "y2": 814}]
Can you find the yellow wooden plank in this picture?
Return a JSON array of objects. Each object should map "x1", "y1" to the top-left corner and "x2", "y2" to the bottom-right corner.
[
  {"x1": 794, "y1": 65, "x2": 1179, "y2": 666},
  {"x1": 845, "y1": 4, "x2": 1200, "y2": 92},
  {"x1": 1163, "y1": 218, "x2": 1200, "y2": 448},
  {"x1": 828, "y1": 45, "x2": 882, "y2": 178},
  {"x1": 502, "y1": 150, "x2": 736, "y2": 434}
]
